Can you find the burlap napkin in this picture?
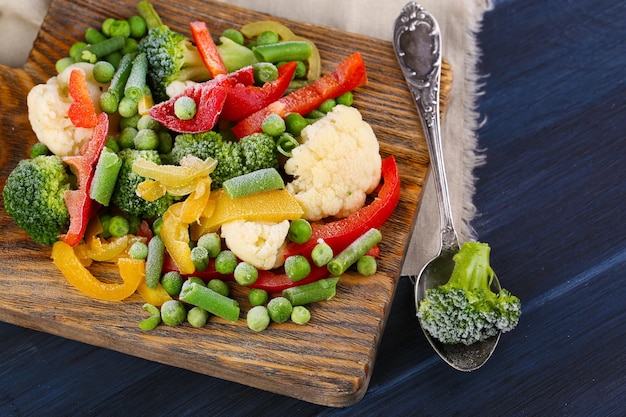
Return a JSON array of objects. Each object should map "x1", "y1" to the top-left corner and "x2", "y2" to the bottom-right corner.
[{"x1": 0, "y1": 0, "x2": 492, "y2": 277}]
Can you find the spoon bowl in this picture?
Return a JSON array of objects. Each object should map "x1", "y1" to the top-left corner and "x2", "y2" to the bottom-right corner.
[{"x1": 394, "y1": 2, "x2": 501, "y2": 371}]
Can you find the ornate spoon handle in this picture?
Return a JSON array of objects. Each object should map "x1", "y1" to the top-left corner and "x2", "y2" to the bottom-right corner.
[{"x1": 393, "y1": 2, "x2": 458, "y2": 250}]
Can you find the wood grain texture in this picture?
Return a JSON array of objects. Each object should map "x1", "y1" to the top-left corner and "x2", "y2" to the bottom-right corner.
[{"x1": 0, "y1": 0, "x2": 451, "y2": 407}]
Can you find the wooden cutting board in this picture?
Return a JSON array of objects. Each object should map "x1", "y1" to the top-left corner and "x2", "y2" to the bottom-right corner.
[{"x1": 0, "y1": 0, "x2": 451, "y2": 407}]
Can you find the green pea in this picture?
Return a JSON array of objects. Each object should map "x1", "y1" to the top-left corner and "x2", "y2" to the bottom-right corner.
[
  {"x1": 174, "y1": 96, "x2": 197, "y2": 120},
  {"x1": 137, "y1": 114, "x2": 160, "y2": 131},
  {"x1": 187, "y1": 306, "x2": 209, "y2": 328},
  {"x1": 256, "y1": 30, "x2": 280, "y2": 45},
  {"x1": 261, "y1": 113, "x2": 286, "y2": 137},
  {"x1": 108, "y1": 215, "x2": 129, "y2": 237},
  {"x1": 234, "y1": 262, "x2": 258, "y2": 286},
  {"x1": 30, "y1": 143, "x2": 51, "y2": 158},
  {"x1": 318, "y1": 98, "x2": 336, "y2": 114},
  {"x1": 215, "y1": 250, "x2": 237, "y2": 274},
  {"x1": 206, "y1": 279, "x2": 229, "y2": 297},
  {"x1": 133, "y1": 129, "x2": 159, "y2": 150},
  {"x1": 357, "y1": 255, "x2": 378, "y2": 276},
  {"x1": 248, "y1": 288, "x2": 269, "y2": 307},
  {"x1": 197, "y1": 233, "x2": 221, "y2": 258},
  {"x1": 247, "y1": 305, "x2": 270, "y2": 332},
  {"x1": 336, "y1": 91, "x2": 353, "y2": 106},
  {"x1": 284, "y1": 254, "x2": 311, "y2": 282},
  {"x1": 160, "y1": 300, "x2": 187, "y2": 326},
  {"x1": 288, "y1": 219, "x2": 312, "y2": 244},
  {"x1": 311, "y1": 242, "x2": 333, "y2": 267},
  {"x1": 222, "y1": 28, "x2": 244, "y2": 45},
  {"x1": 284, "y1": 112, "x2": 307, "y2": 137},
  {"x1": 129, "y1": 241, "x2": 149, "y2": 260},
  {"x1": 118, "y1": 126, "x2": 137, "y2": 149},
  {"x1": 267, "y1": 297, "x2": 293, "y2": 323},
  {"x1": 128, "y1": 15, "x2": 147, "y2": 38},
  {"x1": 161, "y1": 271, "x2": 184, "y2": 296},
  {"x1": 291, "y1": 305, "x2": 311, "y2": 325}
]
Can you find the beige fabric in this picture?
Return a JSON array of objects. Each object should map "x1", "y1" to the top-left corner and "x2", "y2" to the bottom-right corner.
[{"x1": 0, "y1": 0, "x2": 491, "y2": 276}]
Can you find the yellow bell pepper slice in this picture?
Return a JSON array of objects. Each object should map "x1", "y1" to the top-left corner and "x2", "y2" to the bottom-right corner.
[
  {"x1": 132, "y1": 156, "x2": 216, "y2": 189},
  {"x1": 137, "y1": 179, "x2": 167, "y2": 201},
  {"x1": 161, "y1": 202, "x2": 195, "y2": 274},
  {"x1": 240, "y1": 21, "x2": 321, "y2": 81},
  {"x1": 190, "y1": 188, "x2": 303, "y2": 239},
  {"x1": 180, "y1": 177, "x2": 212, "y2": 224},
  {"x1": 52, "y1": 241, "x2": 144, "y2": 301},
  {"x1": 136, "y1": 280, "x2": 173, "y2": 306}
]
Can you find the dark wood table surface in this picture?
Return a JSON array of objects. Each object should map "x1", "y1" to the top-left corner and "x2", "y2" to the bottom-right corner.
[{"x1": 1, "y1": 0, "x2": 624, "y2": 415}]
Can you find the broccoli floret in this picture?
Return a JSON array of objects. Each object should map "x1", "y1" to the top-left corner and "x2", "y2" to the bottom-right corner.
[
  {"x1": 111, "y1": 149, "x2": 172, "y2": 218},
  {"x1": 138, "y1": 25, "x2": 211, "y2": 102},
  {"x1": 239, "y1": 133, "x2": 279, "y2": 174},
  {"x1": 3, "y1": 155, "x2": 71, "y2": 245},
  {"x1": 169, "y1": 132, "x2": 278, "y2": 189},
  {"x1": 417, "y1": 242, "x2": 521, "y2": 345}
]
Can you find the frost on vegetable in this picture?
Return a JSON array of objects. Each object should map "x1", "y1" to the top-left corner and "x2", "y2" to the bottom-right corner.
[
  {"x1": 284, "y1": 105, "x2": 382, "y2": 221},
  {"x1": 27, "y1": 63, "x2": 108, "y2": 156}
]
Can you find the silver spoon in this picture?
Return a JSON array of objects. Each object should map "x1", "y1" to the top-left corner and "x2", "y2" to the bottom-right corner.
[{"x1": 393, "y1": 2, "x2": 501, "y2": 371}]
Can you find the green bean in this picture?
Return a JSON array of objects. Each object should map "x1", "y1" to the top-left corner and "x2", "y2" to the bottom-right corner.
[
  {"x1": 234, "y1": 262, "x2": 258, "y2": 286},
  {"x1": 191, "y1": 246, "x2": 209, "y2": 272},
  {"x1": 145, "y1": 235, "x2": 165, "y2": 289},
  {"x1": 253, "y1": 41, "x2": 312, "y2": 63},
  {"x1": 161, "y1": 271, "x2": 183, "y2": 296},
  {"x1": 291, "y1": 306, "x2": 311, "y2": 325},
  {"x1": 282, "y1": 277, "x2": 339, "y2": 306},
  {"x1": 276, "y1": 133, "x2": 299, "y2": 157},
  {"x1": 179, "y1": 282, "x2": 240, "y2": 322},
  {"x1": 267, "y1": 297, "x2": 293, "y2": 323},
  {"x1": 160, "y1": 300, "x2": 187, "y2": 326},
  {"x1": 288, "y1": 219, "x2": 312, "y2": 244},
  {"x1": 79, "y1": 36, "x2": 126, "y2": 63},
  {"x1": 99, "y1": 53, "x2": 134, "y2": 114},
  {"x1": 89, "y1": 147, "x2": 122, "y2": 206},
  {"x1": 357, "y1": 255, "x2": 377, "y2": 276},
  {"x1": 327, "y1": 228, "x2": 382, "y2": 276},
  {"x1": 69, "y1": 42, "x2": 88, "y2": 61},
  {"x1": 311, "y1": 242, "x2": 333, "y2": 267},
  {"x1": 187, "y1": 306, "x2": 209, "y2": 328},
  {"x1": 85, "y1": 27, "x2": 107, "y2": 44},
  {"x1": 181, "y1": 277, "x2": 205, "y2": 293},
  {"x1": 124, "y1": 52, "x2": 148, "y2": 101},
  {"x1": 246, "y1": 305, "x2": 270, "y2": 332},
  {"x1": 138, "y1": 303, "x2": 161, "y2": 331},
  {"x1": 215, "y1": 250, "x2": 237, "y2": 274},
  {"x1": 129, "y1": 241, "x2": 148, "y2": 260},
  {"x1": 222, "y1": 167, "x2": 285, "y2": 199},
  {"x1": 248, "y1": 288, "x2": 268, "y2": 307}
]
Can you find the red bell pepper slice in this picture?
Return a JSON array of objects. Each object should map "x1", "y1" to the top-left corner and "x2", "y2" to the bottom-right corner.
[
  {"x1": 283, "y1": 156, "x2": 400, "y2": 260},
  {"x1": 60, "y1": 112, "x2": 109, "y2": 246},
  {"x1": 68, "y1": 68, "x2": 98, "y2": 128},
  {"x1": 148, "y1": 76, "x2": 233, "y2": 133},
  {"x1": 231, "y1": 52, "x2": 368, "y2": 138},
  {"x1": 190, "y1": 21, "x2": 228, "y2": 77},
  {"x1": 220, "y1": 61, "x2": 298, "y2": 122}
]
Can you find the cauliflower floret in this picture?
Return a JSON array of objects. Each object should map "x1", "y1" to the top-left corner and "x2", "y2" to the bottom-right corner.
[
  {"x1": 221, "y1": 219, "x2": 290, "y2": 270},
  {"x1": 27, "y1": 63, "x2": 108, "y2": 156},
  {"x1": 284, "y1": 105, "x2": 382, "y2": 221}
]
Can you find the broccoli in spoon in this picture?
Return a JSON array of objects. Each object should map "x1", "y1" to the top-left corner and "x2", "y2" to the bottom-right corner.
[{"x1": 417, "y1": 241, "x2": 521, "y2": 346}]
